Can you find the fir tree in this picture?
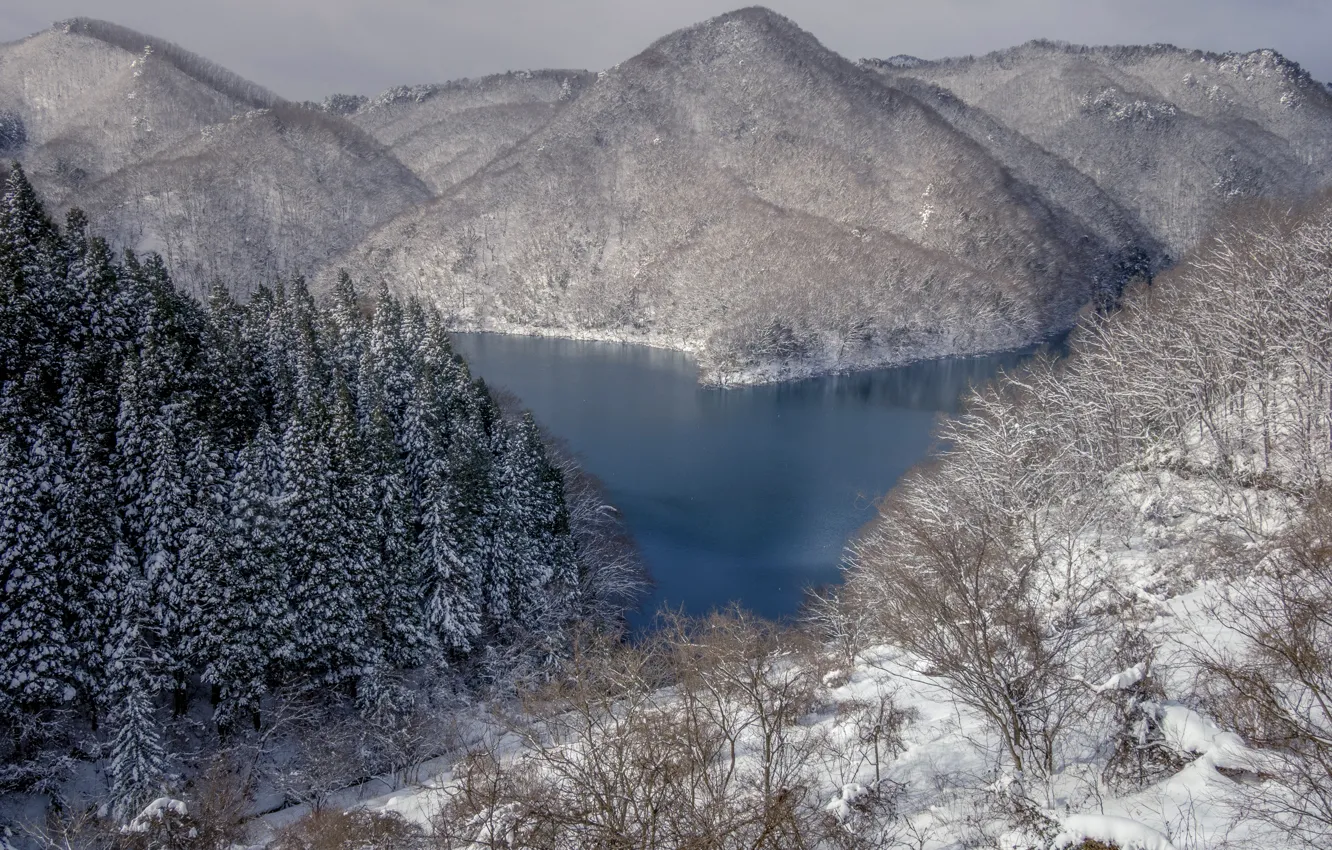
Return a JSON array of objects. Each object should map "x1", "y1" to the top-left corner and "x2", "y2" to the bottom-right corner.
[
  {"x1": 279, "y1": 370, "x2": 365, "y2": 686},
  {"x1": 361, "y1": 399, "x2": 430, "y2": 669},
  {"x1": 106, "y1": 639, "x2": 167, "y2": 823},
  {"x1": 203, "y1": 423, "x2": 283, "y2": 732},
  {"x1": 140, "y1": 411, "x2": 195, "y2": 709},
  {"x1": 0, "y1": 431, "x2": 72, "y2": 715},
  {"x1": 326, "y1": 271, "x2": 365, "y2": 392}
]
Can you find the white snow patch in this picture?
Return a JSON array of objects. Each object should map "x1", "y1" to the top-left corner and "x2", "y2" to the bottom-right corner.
[
  {"x1": 125, "y1": 797, "x2": 188, "y2": 833},
  {"x1": 1054, "y1": 814, "x2": 1176, "y2": 849},
  {"x1": 1094, "y1": 662, "x2": 1147, "y2": 693}
]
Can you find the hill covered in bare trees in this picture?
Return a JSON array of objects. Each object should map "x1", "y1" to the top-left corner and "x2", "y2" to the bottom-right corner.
[
  {"x1": 3, "y1": 8, "x2": 1331, "y2": 379},
  {"x1": 868, "y1": 40, "x2": 1332, "y2": 256},
  {"x1": 326, "y1": 70, "x2": 597, "y2": 194}
]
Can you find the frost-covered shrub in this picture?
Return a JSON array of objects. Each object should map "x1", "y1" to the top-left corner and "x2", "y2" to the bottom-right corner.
[
  {"x1": 273, "y1": 809, "x2": 426, "y2": 850},
  {"x1": 1100, "y1": 671, "x2": 1188, "y2": 792}
]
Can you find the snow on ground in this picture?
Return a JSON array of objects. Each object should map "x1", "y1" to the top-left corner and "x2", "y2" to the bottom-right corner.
[
  {"x1": 1053, "y1": 815, "x2": 1176, "y2": 850},
  {"x1": 253, "y1": 462, "x2": 1309, "y2": 849}
]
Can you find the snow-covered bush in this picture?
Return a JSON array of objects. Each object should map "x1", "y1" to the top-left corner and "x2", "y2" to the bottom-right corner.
[
  {"x1": 1195, "y1": 490, "x2": 1332, "y2": 847},
  {"x1": 1097, "y1": 663, "x2": 1189, "y2": 793},
  {"x1": 273, "y1": 809, "x2": 426, "y2": 850}
]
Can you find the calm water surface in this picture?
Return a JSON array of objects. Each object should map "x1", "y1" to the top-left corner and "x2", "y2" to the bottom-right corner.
[{"x1": 451, "y1": 334, "x2": 1034, "y2": 624}]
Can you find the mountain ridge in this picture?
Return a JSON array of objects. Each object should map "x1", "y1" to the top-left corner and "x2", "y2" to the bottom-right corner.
[{"x1": 3, "y1": 7, "x2": 1329, "y2": 381}]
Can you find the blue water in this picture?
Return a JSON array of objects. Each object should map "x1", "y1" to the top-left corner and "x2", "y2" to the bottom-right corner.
[{"x1": 450, "y1": 334, "x2": 1034, "y2": 624}]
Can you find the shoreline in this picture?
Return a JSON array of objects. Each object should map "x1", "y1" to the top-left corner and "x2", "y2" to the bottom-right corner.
[{"x1": 445, "y1": 320, "x2": 1061, "y2": 387}]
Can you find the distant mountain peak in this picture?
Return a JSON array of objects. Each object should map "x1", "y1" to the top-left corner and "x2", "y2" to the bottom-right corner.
[
  {"x1": 643, "y1": 4, "x2": 828, "y2": 63},
  {"x1": 52, "y1": 17, "x2": 280, "y2": 109},
  {"x1": 707, "y1": 6, "x2": 800, "y2": 29}
]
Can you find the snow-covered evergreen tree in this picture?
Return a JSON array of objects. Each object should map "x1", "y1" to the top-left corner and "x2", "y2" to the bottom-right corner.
[
  {"x1": 202, "y1": 423, "x2": 283, "y2": 731},
  {"x1": 106, "y1": 639, "x2": 167, "y2": 822},
  {"x1": 0, "y1": 165, "x2": 60, "y2": 417},
  {"x1": 408, "y1": 373, "x2": 480, "y2": 653},
  {"x1": 280, "y1": 359, "x2": 365, "y2": 686},
  {"x1": 0, "y1": 431, "x2": 72, "y2": 715},
  {"x1": 140, "y1": 410, "x2": 195, "y2": 707}
]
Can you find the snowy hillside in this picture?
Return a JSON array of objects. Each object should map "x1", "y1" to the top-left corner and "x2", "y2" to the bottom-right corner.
[
  {"x1": 333, "y1": 70, "x2": 596, "y2": 194},
  {"x1": 871, "y1": 41, "x2": 1332, "y2": 255},
  {"x1": 0, "y1": 19, "x2": 431, "y2": 298},
  {"x1": 340, "y1": 7, "x2": 1149, "y2": 385}
]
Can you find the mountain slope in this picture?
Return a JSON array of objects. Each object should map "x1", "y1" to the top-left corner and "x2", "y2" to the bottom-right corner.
[
  {"x1": 6, "y1": 11, "x2": 1330, "y2": 380},
  {"x1": 335, "y1": 70, "x2": 596, "y2": 193},
  {"x1": 869, "y1": 41, "x2": 1332, "y2": 254},
  {"x1": 342, "y1": 8, "x2": 1150, "y2": 382},
  {"x1": 0, "y1": 19, "x2": 276, "y2": 200},
  {"x1": 73, "y1": 105, "x2": 432, "y2": 296},
  {"x1": 0, "y1": 19, "x2": 430, "y2": 295}
]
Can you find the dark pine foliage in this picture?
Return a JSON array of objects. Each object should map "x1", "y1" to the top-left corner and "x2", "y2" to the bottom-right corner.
[{"x1": 0, "y1": 165, "x2": 580, "y2": 813}]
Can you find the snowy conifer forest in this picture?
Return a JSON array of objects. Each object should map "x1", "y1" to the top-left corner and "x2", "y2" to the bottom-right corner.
[{"x1": 0, "y1": 164, "x2": 647, "y2": 840}]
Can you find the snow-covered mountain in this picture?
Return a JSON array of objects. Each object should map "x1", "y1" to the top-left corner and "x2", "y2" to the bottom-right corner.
[
  {"x1": 868, "y1": 41, "x2": 1332, "y2": 255},
  {"x1": 342, "y1": 7, "x2": 1149, "y2": 384},
  {"x1": 3, "y1": 10, "x2": 1331, "y2": 379},
  {"x1": 0, "y1": 18, "x2": 431, "y2": 298},
  {"x1": 329, "y1": 70, "x2": 596, "y2": 194}
]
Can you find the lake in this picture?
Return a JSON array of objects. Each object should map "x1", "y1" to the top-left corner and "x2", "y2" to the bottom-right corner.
[{"x1": 450, "y1": 333, "x2": 1037, "y2": 624}]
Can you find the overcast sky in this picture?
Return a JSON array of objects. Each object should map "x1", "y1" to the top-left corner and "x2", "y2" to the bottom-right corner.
[{"x1": 2, "y1": 0, "x2": 1329, "y2": 102}]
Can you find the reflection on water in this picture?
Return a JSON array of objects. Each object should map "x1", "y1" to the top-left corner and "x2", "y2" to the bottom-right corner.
[{"x1": 450, "y1": 333, "x2": 1044, "y2": 624}]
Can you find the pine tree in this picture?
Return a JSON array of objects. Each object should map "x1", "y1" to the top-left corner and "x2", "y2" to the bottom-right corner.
[
  {"x1": 407, "y1": 370, "x2": 480, "y2": 652},
  {"x1": 489, "y1": 414, "x2": 562, "y2": 632},
  {"x1": 104, "y1": 530, "x2": 167, "y2": 821},
  {"x1": 106, "y1": 638, "x2": 167, "y2": 822},
  {"x1": 113, "y1": 357, "x2": 152, "y2": 551},
  {"x1": 0, "y1": 431, "x2": 72, "y2": 715},
  {"x1": 280, "y1": 360, "x2": 365, "y2": 686},
  {"x1": 53, "y1": 384, "x2": 119, "y2": 713},
  {"x1": 204, "y1": 284, "x2": 269, "y2": 447},
  {"x1": 140, "y1": 411, "x2": 195, "y2": 710},
  {"x1": 361, "y1": 399, "x2": 430, "y2": 669},
  {"x1": 202, "y1": 423, "x2": 283, "y2": 732},
  {"x1": 326, "y1": 271, "x2": 365, "y2": 391},
  {"x1": 367, "y1": 286, "x2": 412, "y2": 429},
  {"x1": 0, "y1": 164, "x2": 61, "y2": 410},
  {"x1": 178, "y1": 432, "x2": 226, "y2": 709}
]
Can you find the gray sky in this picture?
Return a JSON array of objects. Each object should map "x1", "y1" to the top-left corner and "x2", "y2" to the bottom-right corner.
[{"x1": 2, "y1": 0, "x2": 1329, "y2": 102}]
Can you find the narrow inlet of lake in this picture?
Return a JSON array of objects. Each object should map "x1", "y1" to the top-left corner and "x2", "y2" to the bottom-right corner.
[{"x1": 450, "y1": 333, "x2": 1037, "y2": 625}]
